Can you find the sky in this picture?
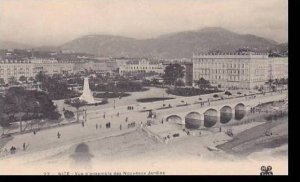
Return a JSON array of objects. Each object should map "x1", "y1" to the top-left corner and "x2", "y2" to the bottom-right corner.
[{"x1": 0, "y1": 0, "x2": 288, "y2": 46}]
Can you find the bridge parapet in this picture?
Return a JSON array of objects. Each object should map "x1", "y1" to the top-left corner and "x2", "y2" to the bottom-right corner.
[{"x1": 160, "y1": 92, "x2": 287, "y2": 125}]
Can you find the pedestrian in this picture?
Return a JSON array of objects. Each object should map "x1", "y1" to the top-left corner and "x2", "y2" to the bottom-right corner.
[
  {"x1": 10, "y1": 146, "x2": 15, "y2": 154},
  {"x1": 162, "y1": 119, "x2": 164, "y2": 124},
  {"x1": 33, "y1": 130, "x2": 36, "y2": 135},
  {"x1": 125, "y1": 117, "x2": 128, "y2": 122},
  {"x1": 57, "y1": 132, "x2": 61, "y2": 139},
  {"x1": 82, "y1": 121, "x2": 84, "y2": 127},
  {"x1": 96, "y1": 124, "x2": 98, "y2": 130},
  {"x1": 23, "y1": 142, "x2": 26, "y2": 151},
  {"x1": 220, "y1": 127, "x2": 222, "y2": 132},
  {"x1": 117, "y1": 112, "x2": 119, "y2": 117}
]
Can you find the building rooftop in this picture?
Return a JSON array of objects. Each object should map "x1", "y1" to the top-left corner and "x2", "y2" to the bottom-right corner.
[{"x1": 193, "y1": 52, "x2": 269, "y2": 59}]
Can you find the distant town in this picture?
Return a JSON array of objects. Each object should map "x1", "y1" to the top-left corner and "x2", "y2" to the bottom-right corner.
[{"x1": 0, "y1": 48, "x2": 288, "y2": 90}]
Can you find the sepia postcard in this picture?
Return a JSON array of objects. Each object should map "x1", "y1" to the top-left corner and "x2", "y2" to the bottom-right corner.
[{"x1": 0, "y1": 0, "x2": 288, "y2": 175}]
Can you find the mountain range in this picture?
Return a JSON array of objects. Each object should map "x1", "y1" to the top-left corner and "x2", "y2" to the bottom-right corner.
[{"x1": 1, "y1": 27, "x2": 287, "y2": 58}]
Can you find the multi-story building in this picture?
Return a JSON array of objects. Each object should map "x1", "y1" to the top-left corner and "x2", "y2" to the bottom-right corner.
[
  {"x1": 192, "y1": 53, "x2": 270, "y2": 89},
  {"x1": 31, "y1": 58, "x2": 74, "y2": 75},
  {"x1": 0, "y1": 59, "x2": 34, "y2": 83},
  {"x1": 0, "y1": 58, "x2": 75, "y2": 84},
  {"x1": 119, "y1": 59, "x2": 165, "y2": 75},
  {"x1": 192, "y1": 53, "x2": 288, "y2": 90},
  {"x1": 73, "y1": 59, "x2": 118, "y2": 74},
  {"x1": 268, "y1": 57, "x2": 288, "y2": 80}
]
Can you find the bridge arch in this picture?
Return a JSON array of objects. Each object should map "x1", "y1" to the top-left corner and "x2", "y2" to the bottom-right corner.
[
  {"x1": 185, "y1": 112, "x2": 201, "y2": 129},
  {"x1": 220, "y1": 106, "x2": 233, "y2": 124},
  {"x1": 204, "y1": 108, "x2": 218, "y2": 128},
  {"x1": 166, "y1": 115, "x2": 183, "y2": 125},
  {"x1": 234, "y1": 103, "x2": 246, "y2": 120}
]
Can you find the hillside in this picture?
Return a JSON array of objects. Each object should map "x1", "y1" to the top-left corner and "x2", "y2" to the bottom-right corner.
[{"x1": 60, "y1": 27, "x2": 279, "y2": 58}]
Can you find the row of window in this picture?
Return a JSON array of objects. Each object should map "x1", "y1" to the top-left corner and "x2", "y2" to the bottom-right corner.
[
  {"x1": 194, "y1": 61, "x2": 247, "y2": 68},
  {"x1": 126, "y1": 66, "x2": 162, "y2": 70},
  {"x1": 194, "y1": 69, "x2": 247, "y2": 75},
  {"x1": 194, "y1": 74, "x2": 248, "y2": 81}
]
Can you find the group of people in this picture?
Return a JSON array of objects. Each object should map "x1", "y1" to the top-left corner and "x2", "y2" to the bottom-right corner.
[
  {"x1": 0, "y1": 142, "x2": 28, "y2": 157},
  {"x1": 250, "y1": 107, "x2": 262, "y2": 113},
  {"x1": 128, "y1": 122, "x2": 136, "y2": 128},
  {"x1": 127, "y1": 106, "x2": 134, "y2": 110}
]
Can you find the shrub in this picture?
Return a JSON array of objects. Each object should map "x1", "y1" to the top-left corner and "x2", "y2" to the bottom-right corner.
[
  {"x1": 93, "y1": 92, "x2": 131, "y2": 98},
  {"x1": 166, "y1": 87, "x2": 221, "y2": 97},
  {"x1": 213, "y1": 94, "x2": 219, "y2": 98},
  {"x1": 48, "y1": 112, "x2": 61, "y2": 120},
  {"x1": 225, "y1": 91, "x2": 232, "y2": 95},
  {"x1": 64, "y1": 110, "x2": 75, "y2": 119}
]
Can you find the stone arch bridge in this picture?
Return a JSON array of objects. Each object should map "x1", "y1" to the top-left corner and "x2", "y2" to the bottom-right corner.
[{"x1": 158, "y1": 92, "x2": 287, "y2": 129}]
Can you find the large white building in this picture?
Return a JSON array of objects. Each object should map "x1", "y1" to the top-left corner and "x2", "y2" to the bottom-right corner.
[
  {"x1": 72, "y1": 59, "x2": 118, "y2": 74},
  {"x1": 192, "y1": 53, "x2": 288, "y2": 90},
  {"x1": 0, "y1": 59, "x2": 34, "y2": 83},
  {"x1": 119, "y1": 59, "x2": 165, "y2": 75},
  {"x1": 31, "y1": 58, "x2": 74, "y2": 75},
  {"x1": 268, "y1": 57, "x2": 288, "y2": 80},
  {"x1": 0, "y1": 58, "x2": 74, "y2": 84}
]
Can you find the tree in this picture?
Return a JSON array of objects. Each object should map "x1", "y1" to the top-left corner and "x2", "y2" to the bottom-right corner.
[
  {"x1": 1, "y1": 87, "x2": 61, "y2": 133},
  {"x1": 52, "y1": 73, "x2": 63, "y2": 81},
  {"x1": 0, "y1": 116, "x2": 11, "y2": 135},
  {"x1": 0, "y1": 78, "x2": 5, "y2": 85},
  {"x1": 64, "y1": 110, "x2": 75, "y2": 119},
  {"x1": 151, "y1": 78, "x2": 159, "y2": 85},
  {"x1": 0, "y1": 96, "x2": 11, "y2": 135},
  {"x1": 28, "y1": 77, "x2": 35, "y2": 83},
  {"x1": 195, "y1": 77, "x2": 211, "y2": 90},
  {"x1": 69, "y1": 98, "x2": 87, "y2": 122},
  {"x1": 35, "y1": 71, "x2": 49, "y2": 90},
  {"x1": 19, "y1": 75, "x2": 27, "y2": 83},
  {"x1": 163, "y1": 64, "x2": 185, "y2": 86},
  {"x1": 225, "y1": 91, "x2": 232, "y2": 96},
  {"x1": 35, "y1": 71, "x2": 47, "y2": 83},
  {"x1": 175, "y1": 80, "x2": 185, "y2": 87},
  {"x1": 274, "y1": 78, "x2": 280, "y2": 88},
  {"x1": 265, "y1": 79, "x2": 274, "y2": 91},
  {"x1": 8, "y1": 76, "x2": 17, "y2": 86}
]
